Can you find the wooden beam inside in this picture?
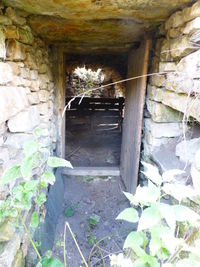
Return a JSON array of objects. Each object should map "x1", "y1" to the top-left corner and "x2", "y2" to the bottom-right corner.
[{"x1": 62, "y1": 167, "x2": 120, "y2": 176}]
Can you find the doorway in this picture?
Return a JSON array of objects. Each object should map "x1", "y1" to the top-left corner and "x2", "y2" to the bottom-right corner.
[{"x1": 61, "y1": 40, "x2": 150, "y2": 193}]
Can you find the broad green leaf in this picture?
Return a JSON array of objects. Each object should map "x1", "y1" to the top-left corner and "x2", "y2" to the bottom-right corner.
[
  {"x1": 41, "y1": 256, "x2": 64, "y2": 267},
  {"x1": 35, "y1": 193, "x2": 46, "y2": 206},
  {"x1": 42, "y1": 171, "x2": 55, "y2": 185},
  {"x1": 24, "y1": 180, "x2": 38, "y2": 191},
  {"x1": 0, "y1": 165, "x2": 21, "y2": 185},
  {"x1": 149, "y1": 236, "x2": 161, "y2": 256},
  {"x1": 130, "y1": 242, "x2": 147, "y2": 258},
  {"x1": 23, "y1": 140, "x2": 39, "y2": 158},
  {"x1": 173, "y1": 205, "x2": 200, "y2": 226},
  {"x1": 138, "y1": 205, "x2": 160, "y2": 231},
  {"x1": 89, "y1": 214, "x2": 100, "y2": 226},
  {"x1": 128, "y1": 182, "x2": 159, "y2": 206},
  {"x1": 160, "y1": 203, "x2": 176, "y2": 232},
  {"x1": 160, "y1": 231, "x2": 182, "y2": 254},
  {"x1": 150, "y1": 225, "x2": 171, "y2": 255},
  {"x1": 31, "y1": 211, "x2": 39, "y2": 228},
  {"x1": 146, "y1": 256, "x2": 160, "y2": 267},
  {"x1": 116, "y1": 208, "x2": 139, "y2": 223},
  {"x1": 123, "y1": 231, "x2": 145, "y2": 250},
  {"x1": 162, "y1": 169, "x2": 185, "y2": 183},
  {"x1": 47, "y1": 157, "x2": 73, "y2": 169},
  {"x1": 21, "y1": 154, "x2": 37, "y2": 179},
  {"x1": 141, "y1": 161, "x2": 162, "y2": 185},
  {"x1": 133, "y1": 259, "x2": 147, "y2": 267},
  {"x1": 162, "y1": 183, "x2": 195, "y2": 202}
]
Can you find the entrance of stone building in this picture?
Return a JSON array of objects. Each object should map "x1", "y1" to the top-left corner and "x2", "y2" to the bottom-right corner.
[
  {"x1": 62, "y1": 39, "x2": 150, "y2": 193},
  {"x1": 54, "y1": 40, "x2": 150, "y2": 265}
]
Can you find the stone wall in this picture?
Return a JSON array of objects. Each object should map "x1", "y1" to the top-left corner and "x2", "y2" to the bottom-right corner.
[
  {"x1": 144, "y1": 0, "x2": 200, "y2": 169},
  {"x1": 0, "y1": 5, "x2": 58, "y2": 266}
]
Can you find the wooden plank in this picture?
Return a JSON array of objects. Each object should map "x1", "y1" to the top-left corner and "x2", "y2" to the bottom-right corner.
[
  {"x1": 52, "y1": 48, "x2": 66, "y2": 157},
  {"x1": 62, "y1": 167, "x2": 120, "y2": 176},
  {"x1": 66, "y1": 97, "x2": 124, "y2": 104},
  {"x1": 66, "y1": 110, "x2": 121, "y2": 116},
  {"x1": 120, "y1": 39, "x2": 150, "y2": 193}
]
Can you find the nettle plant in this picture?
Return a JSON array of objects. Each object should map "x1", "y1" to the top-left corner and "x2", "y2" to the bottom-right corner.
[
  {"x1": 0, "y1": 128, "x2": 72, "y2": 267},
  {"x1": 111, "y1": 162, "x2": 200, "y2": 267}
]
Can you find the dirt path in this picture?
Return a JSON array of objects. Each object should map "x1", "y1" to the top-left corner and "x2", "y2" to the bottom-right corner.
[{"x1": 52, "y1": 175, "x2": 136, "y2": 266}]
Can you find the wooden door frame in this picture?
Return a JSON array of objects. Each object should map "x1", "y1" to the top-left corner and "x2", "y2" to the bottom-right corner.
[
  {"x1": 53, "y1": 48, "x2": 66, "y2": 158},
  {"x1": 120, "y1": 38, "x2": 151, "y2": 193}
]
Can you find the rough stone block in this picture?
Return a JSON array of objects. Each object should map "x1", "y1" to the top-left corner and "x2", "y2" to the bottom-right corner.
[
  {"x1": 182, "y1": 17, "x2": 200, "y2": 35},
  {"x1": 161, "y1": 90, "x2": 200, "y2": 122},
  {"x1": 160, "y1": 39, "x2": 172, "y2": 62},
  {"x1": 0, "y1": 86, "x2": 28, "y2": 124},
  {"x1": 7, "y1": 62, "x2": 20, "y2": 76},
  {"x1": 147, "y1": 100, "x2": 182, "y2": 122},
  {"x1": 6, "y1": 39, "x2": 26, "y2": 61},
  {"x1": 0, "y1": 27, "x2": 6, "y2": 59},
  {"x1": 149, "y1": 74, "x2": 166, "y2": 87},
  {"x1": 38, "y1": 90, "x2": 50, "y2": 102},
  {"x1": 170, "y1": 36, "x2": 196, "y2": 58},
  {"x1": 4, "y1": 25, "x2": 19, "y2": 39},
  {"x1": 159, "y1": 62, "x2": 176, "y2": 72},
  {"x1": 39, "y1": 63, "x2": 48, "y2": 74},
  {"x1": 0, "y1": 62, "x2": 13, "y2": 85},
  {"x1": 177, "y1": 50, "x2": 200, "y2": 79},
  {"x1": 11, "y1": 76, "x2": 31, "y2": 87},
  {"x1": 30, "y1": 80, "x2": 40, "y2": 92},
  {"x1": 145, "y1": 118, "x2": 183, "y2": 138},
  {"x1": 20, "y1": 67, "x2": 30, "y2": 79},
  {"x1": 176, "y1": 138, "x2": 200, "y2": 164},
  {"x1": 37, "y1": 103, "x2": 49, "y2": 115},
  {"x1": 18, "y1": 28, "x2": 34, "y2": 44},
  {"x1": 144, "y1": 131, "x2": 170, "y2": 147},
  {"x1": 5, "y1": 7, "x2": 26, "y2": 26},
  {"x1": 30, "y1": 70, "x2": 38, "y2": 80},
  {"x1": 28, "y1": 92, "x2": 40, "y2": 105},
  {"x1": 5, "y1": 133, "x2": 33, "y2": 149},
  {"x1": 165, "y1": 10, "x2": 184, "y2": 30},
  {"x1": 8, "y1": 106, "x2": 40, "y2": 132},
  {"x1": 167, "y1": 28, "x2": 181, "y2": 39},
  {"x1": 0, "y1": 15, "x2": 12, "y2": 25},
  {"x1": 0, "y1": 148, "x2": 9, "y2": 165},
  {"x1": 147, "y1": 85, "x2": 164, "y2": 102},
  {"x1": 182, "y1": 0, "x2": 200, "y2": 24},
  {"x1": 0, "y1": 220, "x2": 14, "y2": 242},
  {"x1": 0, "y1": 233, "x2": 21, "y2": 267},
  {"x1": 165, "y1": 73, "x2": 195, "y2": 94},
  {"x1": 24, "y1": 53, "x2": 38, "y2": 70}
]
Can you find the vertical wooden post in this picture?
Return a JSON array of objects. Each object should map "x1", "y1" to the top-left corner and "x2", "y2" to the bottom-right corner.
[
  {"x1": 53, "y1": 47, "x2": 66, "y2": 157},
  {"x1": 120, "y1": 39, "x2": 150, "y2": 193}
]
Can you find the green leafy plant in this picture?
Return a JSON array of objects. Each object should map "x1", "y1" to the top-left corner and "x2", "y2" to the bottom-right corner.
[
  {"x1": 111, "y1": 162, "x2": 200, "y2": 267},
  {"x1": 89, "y1": 214, "x2": 100, "y2": 227},
  {"x1": 0, "y1": 128, "x2": 73, "y2": 266},
  {"x1": 64, "y1": 206, "x2": 75, "y2": 218}
]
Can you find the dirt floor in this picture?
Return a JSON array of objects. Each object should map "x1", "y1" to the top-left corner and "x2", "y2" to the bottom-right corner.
[{"x1": 52, "y1": 175, "x2": 136, "y2": 267}]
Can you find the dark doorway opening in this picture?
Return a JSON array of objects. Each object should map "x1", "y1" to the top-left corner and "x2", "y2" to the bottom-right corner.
[
  {"x1": 64, "y1": 54, "x2": 127, "y2": 175},
  {"x1": 65, "y1": 97, "x2": 124, "y2": 167}
]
